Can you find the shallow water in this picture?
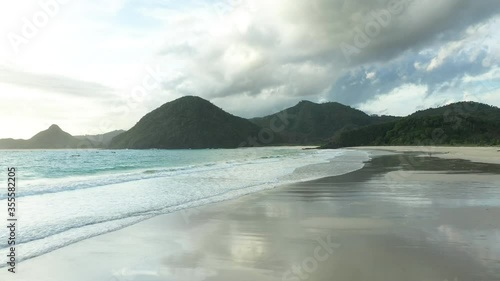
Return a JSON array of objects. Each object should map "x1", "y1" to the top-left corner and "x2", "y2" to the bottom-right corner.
[
  {"x1": 0, "y1": 147, "x2": 368, "y2": 265},
  {"x1": 2, "y1": 152, "x2": 500, "y2": 281}
]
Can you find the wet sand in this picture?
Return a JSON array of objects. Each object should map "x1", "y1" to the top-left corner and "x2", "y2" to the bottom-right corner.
[
  {"x1": 357, "y1": 146, "x2": 500, "y2": 165},
  {"x1": 3, "y1": 151, "x2": 500, "y2": 281}
]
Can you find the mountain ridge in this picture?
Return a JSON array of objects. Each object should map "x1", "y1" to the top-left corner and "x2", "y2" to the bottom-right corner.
[
  {"x1": 251, "y1": 100, "x2": 400, "y2": 144},
  {"x1": 2, "y1": 98, "x2": 499, "y2": 149},
  {"x1": 109, "y1": 96, "x2": 263, "y2": 149},
  {"x1": 0, "y1": 125, "x2": 121, "y2": 149},
  {"x1": 0, "y1": 124, "x2": 85, "y2": 149},
  {"x1": 322, "y1": 101, "x2": 500, "y2": 148}
]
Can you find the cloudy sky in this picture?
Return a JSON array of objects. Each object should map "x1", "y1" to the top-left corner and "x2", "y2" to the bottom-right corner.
[{"x1": 1, "y1": 0, "x2": 499, "y2": 139}]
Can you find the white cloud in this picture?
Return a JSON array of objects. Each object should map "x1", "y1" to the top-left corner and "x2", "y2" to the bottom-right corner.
[
  {"x1": 463, "y1": 66, "x2": 500, "y2": 83},
  {"x1": 358, "y1": 84, "x2": 459, "y2": 116},
  {"x1": 0, "y1": 0, "x2": 499, "y2": 138},
  {"x1": 366, "y1": 71, "x2": 376, "y2": 80},
  {"x1": 426, "y1": 41, "x2": 464, "y2": 71}
]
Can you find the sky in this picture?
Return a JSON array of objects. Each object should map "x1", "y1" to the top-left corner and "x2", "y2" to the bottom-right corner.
[{"x1": 0, "y1": 0, "x2": 499, "y2": 139}]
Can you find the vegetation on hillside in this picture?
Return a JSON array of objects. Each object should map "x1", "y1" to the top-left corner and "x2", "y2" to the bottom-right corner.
[
  {"x1": 251, "y1": 100, "x2": 399, "y2": 144},
  {"x1": 109, "y1": 96, "x2": 262, "y2": 149},
  {"x1": 2, "y1": 99, "x2": 498, "y2": 150},
  {"x1": 0, "y1": 125, "x2": 95, "y2": 149},
  {"x1": 322, "y1": 102, "x2": 500, "y2": 148}
]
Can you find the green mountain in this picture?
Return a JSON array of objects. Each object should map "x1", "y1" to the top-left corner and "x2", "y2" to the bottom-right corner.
[
  {"x1": 109, "y1": 96, "x2": 262, "y2": 149},
  {"x1": 410, "y1": 102, "x2": 500, "y2": 121},
  {"x1": 322, "y1": 102, "x2": 500, "y2": 148},
  {"x1": 3, "y1": 99, "x2": 498, "y2": 150},
  {"x1": 251, "y1": 100, "x2": 399, "y2": 144},
  {"x1": 0, "y1": 138, "x2": 27, "y2": 149},
  {"x1": 75, "y1": 130, "x2": 126, "y2": 148},
  {"x1": 28, "y1": 125, "x2": 81, "y2": 148},
  {"x1": 0, "y1": 125, "x2": 94, "y2": 149}
]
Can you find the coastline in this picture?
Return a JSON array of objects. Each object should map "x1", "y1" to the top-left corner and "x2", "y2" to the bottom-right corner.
[
  {"x1": 353, "y1": 146, "x2": 500, "y2": 164},
  {"x1": 1, "y1": 147, "x2": 500, "y2": 280}
]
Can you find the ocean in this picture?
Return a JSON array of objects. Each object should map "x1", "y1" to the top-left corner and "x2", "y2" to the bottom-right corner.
[{"x1": 0, "y1": 147, "x2": 369, "y2": 265}]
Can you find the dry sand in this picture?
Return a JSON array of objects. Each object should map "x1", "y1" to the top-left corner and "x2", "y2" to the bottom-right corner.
[{"x1": 2, "y1": 148, "x2": 500, "y2": 281}]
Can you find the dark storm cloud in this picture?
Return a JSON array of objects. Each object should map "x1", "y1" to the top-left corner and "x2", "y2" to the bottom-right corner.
[
  {"x1": 330, "y1": 49, "x2": 492, "y2": 106},
  {"x1": 334, "y1": 0, "x2": 500, "y2": 65},
  {"x1": 152, "y1": 0, "x2": 500, "y2": 114}
]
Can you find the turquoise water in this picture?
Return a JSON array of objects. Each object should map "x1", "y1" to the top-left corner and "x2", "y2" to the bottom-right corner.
[
  {"x1": 0, "y1": 148, "x2": 308, "y2": 199},
  {"x1": 1, "y1": 148, "x2": 300, "y2": 181},
  {"x1": 0, "y1": 147, "x2": 368, "y2": 265}
]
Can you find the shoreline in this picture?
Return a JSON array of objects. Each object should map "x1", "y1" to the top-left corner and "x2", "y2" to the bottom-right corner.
[
  {"x1": 2, "y1": 147, "x2": 500, "y2": 280},
  {"x1": 0, "y1": 147, "x2": 366, "y2": 269},
  {"x1": 352, "y1": 146, "x2": 500, "y2": 165}
]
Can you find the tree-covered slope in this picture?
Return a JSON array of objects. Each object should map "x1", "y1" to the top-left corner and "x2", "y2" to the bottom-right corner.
[
  {"x1": 322, "y1": 102, "x2": 500, "y2": 148},
  {"x1": 0, "y1": 138, "x2": 28, "y2": 149},
  {"x1": 251, "y1": 100, "x2": 397, "y2": 144},
  {"x1": 109, "y1": 96, "x2": 262, "y2": 149},
  {"x1": 0, "y1": 125, "x2": 92, "y2": 149},
  {"x1": 410, "y1": 101, "x2": 500, "y2": 121},
  {"x1": 75, "y1": 130, "x2": 126, "y2": 148}
]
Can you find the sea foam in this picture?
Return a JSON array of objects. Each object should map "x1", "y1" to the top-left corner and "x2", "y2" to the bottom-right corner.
[{"x1": 0, "y1": 148, "x2": 369, "y2": 266}]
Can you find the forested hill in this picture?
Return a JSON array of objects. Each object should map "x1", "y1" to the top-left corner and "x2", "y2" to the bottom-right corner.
[
  {"x1": 322, "y1": 102, "x2": 500, "y2": 148},
  {"x1": 251, "y1": 100, "x2": 399, "y2": 145},
  {"x1": 109, "y1": 96, "x2": 262, "y2": 149}
]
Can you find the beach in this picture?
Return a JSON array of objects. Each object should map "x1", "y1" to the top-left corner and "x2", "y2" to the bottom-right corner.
[
  {"x1": 2, "y1": 147, "x2": 500, "y2": 281},
  {"x1": 357, "y1": 146, "x2": 500, "y2": 165}
]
